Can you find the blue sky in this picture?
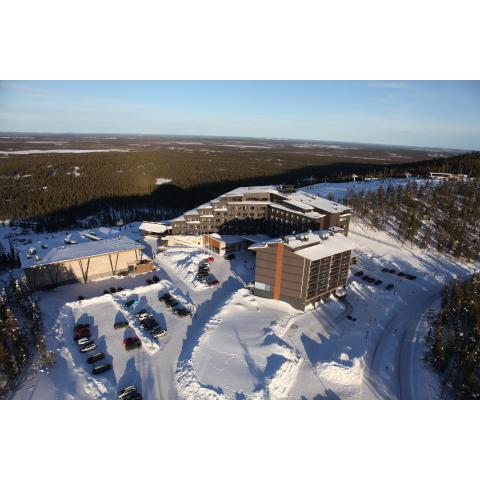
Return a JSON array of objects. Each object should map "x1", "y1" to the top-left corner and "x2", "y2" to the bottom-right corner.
[{"x1": 0, "y1": 80, "x2": 479, "y2": 149}]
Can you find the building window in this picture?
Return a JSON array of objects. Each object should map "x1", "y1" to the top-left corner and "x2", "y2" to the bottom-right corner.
[{"x1": 255, "y1": 281, "x2": 272, "y2": 292}]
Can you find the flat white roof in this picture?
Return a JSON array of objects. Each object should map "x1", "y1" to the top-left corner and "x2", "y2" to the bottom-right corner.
[
  {"x1": 290, "y1": 191, "x2": 351, "y2": 214},
  {"x1": 22, "y1": 237, "x2": 145, "y2": 269},
  {"x1": 138, "y1": 222, "x2": 171, "y2": 234},
  {"x1": 293, "y1": 234, "x2": 355, "y2": 260}
]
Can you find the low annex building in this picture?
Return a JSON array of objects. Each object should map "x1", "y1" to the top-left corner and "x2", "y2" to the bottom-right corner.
[
  {"x1": 21, "y1": 235, "x2": 151, "y2": 290},
  {"x1": 249, "y1": 230, "x2": 354, "y2": 310},
  {"x1": 170, "y1": 185, "x2": 351, "y2": 237}
]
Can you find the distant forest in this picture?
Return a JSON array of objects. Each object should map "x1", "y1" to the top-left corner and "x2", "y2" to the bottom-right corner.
[{"x1": 0, "y1": 149, "x2": 478, "y2": 231}]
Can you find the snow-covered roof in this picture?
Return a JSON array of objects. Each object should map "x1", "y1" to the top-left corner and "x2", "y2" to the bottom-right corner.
[
  {"x1": 138, "y1": 222, "x2": 171, "y2": 234},
  {"x1": 21, "y1": 237, "x2": 145, "y2": 269},
  {"x1": 249, "y1": 230, "x2": 354, "y2": 260},
  {"x1": 290, "y1": 191, "x2": 351, "y2": 214},
  {"x1": 222, "y1": 185, "x2": 280, "y2": 196},
  {"x1": 205, "y1": 233, "x2": 245, "y2": 244},
  {"x1": 293, "y1": 234, "x2": 355, "y2": 260}
]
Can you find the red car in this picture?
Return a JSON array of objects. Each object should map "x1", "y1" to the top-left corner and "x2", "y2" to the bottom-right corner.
[
  {"x1": 206, "y1": 256, "x2": 214, "y2": 263},
  {"x1": 123, "y1": 336, "x2": 142, "y2": 351}
]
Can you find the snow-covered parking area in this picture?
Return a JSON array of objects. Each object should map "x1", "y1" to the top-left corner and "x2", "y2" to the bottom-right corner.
[{"x1": 11, "y1": 218, "x2": 478, "y2": 400}]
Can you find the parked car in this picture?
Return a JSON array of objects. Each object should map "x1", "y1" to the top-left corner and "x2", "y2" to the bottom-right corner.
[
  {"x1": 381, "y1": 267, "x2": 389, "y2": 273},
  {"x1": 78, "y1": 295, "x2": 85, "y2": 301},
  {"x1": 406, "y1": 274, "x2": 417, "y2": 280},
  {"x1": 223, "y1": 253, "x2": 235, "y2": 260},
  {"x1": 80, "y1": 341, "x2": 96, "y2": 353},
  {"x1": 374, "y1": 279, "x2": 383, "y2": 285},
  {"x1": 74, "y1": 331, "x2": 90, "y2": 342},
  {"x1": 103, "y1": 290, "x2": 109, "y2": 295},
  {"x1": 92, "y1": 363, "x2": 112, "y2": 375},
  {"x1": 87, "y1": 352, "x2": 105, "y2": 364},
  {"x1": 389, "y1": 269, "x2": 396, "y2": 274},
  {"x1": 173, "y1": 305, "x2": 191, "y2": 317},
  {"x1": 118, "y1": 385, "x2": 137, "y2": 399},
  {"x1": 206, "y1": 256, "x2": 214, "y2": 263},
  {"x1": 166, "y1": 298, "x2": 180, "y2": 308},
  {"x1": 207, "y1": 275, "x2": 219, "y2": 286},
  {"x1": 146, "y1": 279, "x2": 153, "y2": 286},
  {"x1": 152, "y1": 275, "x2": 160, "y2": 283},
  {"x1": 126, "y1": 392, "x2": 143, "y2": 400},
  {"x1": 110, "y1": 287, "x2": 117, "y2": 293},
  {"x1": 77, "y1": 336, "x2": 92, "y2": 346},
  {"x1": 125, "y1": 299, "x2": 139, "y2": 308},
  {"x1": 159, "y1": 292, "x2": 173, "y2": 303},
  {"x1": 386, "y1": 284, "x2": 394, "y2": 291},
  {"x1": 114, "y1": 319, "x2": 129, "y2": 329},
  {"x1": 354, "y1": 270, "x2": 364, "y2": 277},
  {"x1": 74, "y1": 323, "x2": 90, "y2": 332},
  {"x1": 136, "y1": 309, "x2": 148, "y2": 317},
  {"x1": 117, "y1": 287, "x2": 124, "y2": 292},
  {"x1": 152, "y1": 327, "x2": 167, "y2": 338},
  {"x1": 124, "y1": 336, "x2": 142, "y2": 351},
  {"x1": 398, "y1": 272, "x2": 406, "y2": 277}
]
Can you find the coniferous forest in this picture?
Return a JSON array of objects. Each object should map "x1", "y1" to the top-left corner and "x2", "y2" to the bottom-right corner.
[
  {"x1": 344, "y1": 176, "x2": 480, "y2": 260},
  {"x1": 0, "y1": 147, "x2": 478, "y2": 231},
  {"x1": 425, "y1": 274, "x2": 480, "y2": 399}
]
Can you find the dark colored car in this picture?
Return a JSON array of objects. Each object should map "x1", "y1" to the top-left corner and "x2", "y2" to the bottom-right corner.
[
  {"x1": 118, "y1": 385, "x2": 137, "y2": 399},
  {"x1": 117, "y1": 287, "x2": 124, "y2": 292},
  {"x1": 354, "y1": 270, "x2": 364, "y2": 277},
  {"x1": 126, "y1": 392, "x2": 143, "y2": 400},
  {"x1": 381, "y1": 267, "x2": 389, "y2": 273},
  {"x1": 114, "y1": 319, "x2": 129, "y2": 329},
  {"x1": 136, "y1": 309, "x2": 148, "y2": 317},
  {"x1": 223, "y1": 253, "x2": 235, "y2": 260},
  {"x1": 389, "y1": 269, "x2": 396, "y2": 274},
  {"x1": 173, "y1": 305, "x2": 191, "y2": 317},
  {"x1": 151, "y1": 326, "x2": 167, "y2": 338},
  {"x1": 74, "y1": 332, "x2": 91, "y2": 343},
  {"x1": 159, "y1": 292, "x2": 173, "y2": 303},
  {"x1": 92, "y1": 363, "x2": 112, "y2": 375},
  {"x1": 110, "y1": 287, "x2": 117, "y2": 293},
  {"x1": 124, "y1": 336, "x2": 142, "y2": 351},
  {"x1": 206, "y1": 257, "x2": 214, "y2": 263},
  {"x1": 386, "y1": 284, "x2": 394, "y2": 291},
  {"x1": 374, "y1": 279, "x2": 383, "y2": 285},
  {"x1": 406, "y1": 274, "x2": 416, "y2": 280},
  {"x1": 367, "y1": 278, "x2": 375, "y2": 283},
  {"x1": 146, "y1": 279, "x2": 153, "y2": 285},
  {"x1": 125, "y1": 299, "x2": 138, "y2": 308},
  {"x1": 166, "y1": 298, "x2": 180, "y2": 308},
  {"x1": 78, "y1": 295, "x2": 85, "y2": 301},
  {"x1": 74, "y1": 323, "x2": 90, "y2": 332},
  {"x1": 152, "y1": 275, "x2": 160, "y2": 283},
  {"x1": 87, "y1": 352, "x2": 105, "y2": 364},
  {"x1": 398, "y1": 272, "x2": 406, "y2": 277},
  {"x1": 207, "y1": 276, "x2": 219, "y2": 286},
  {"x1": 104, "y1": 290, "x2": 109, "y2": 295}
]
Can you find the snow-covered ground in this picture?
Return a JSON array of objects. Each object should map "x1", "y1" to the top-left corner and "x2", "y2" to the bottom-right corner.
[
  {"x1": 300, "y1": 177, "x2": 431, "y2": 201},
  {"x1": 6, "y1": 198, "x2": 478, "y2": 400}
]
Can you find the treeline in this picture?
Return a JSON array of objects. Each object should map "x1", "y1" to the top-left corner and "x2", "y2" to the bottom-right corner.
[
  {"x1": 425, "y1": 274, "x2": 480, "y2": 399},
  {"x1": 345, "y1": 177, "x2": 480, "y2": 260},
  {"x1": 0, "y1": 148, "x2": 478, "y2": 230},
  {"x1": 0, "y1": 241, "x2": 20, "y2": 271},
  {"x1": 0, "y1": 276, "x2": 54, "y2": 397}
]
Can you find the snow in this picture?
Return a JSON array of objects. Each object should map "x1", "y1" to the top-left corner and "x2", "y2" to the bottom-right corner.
[
  {"x1": 155, "y1": 178, "x2": 172, "y2": 185},
  {"x1": 7, "y1": 198, "x2": 479, "y2": 399},
  {"x1": 21, "y1": 236, "x2": 145, "y2": 269},
  {"x1": 0, "y1": 149, "x2": 130, "y2": 155},
  {"x1": 299, "y1": 177, "x2": 432, "y2": 202},
  {"x1": 217, "y1": 144, "x2": 272, "y2": 149},
  {"x1": 138, "y1": 222, "x2": 171, "y2": 234}
]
